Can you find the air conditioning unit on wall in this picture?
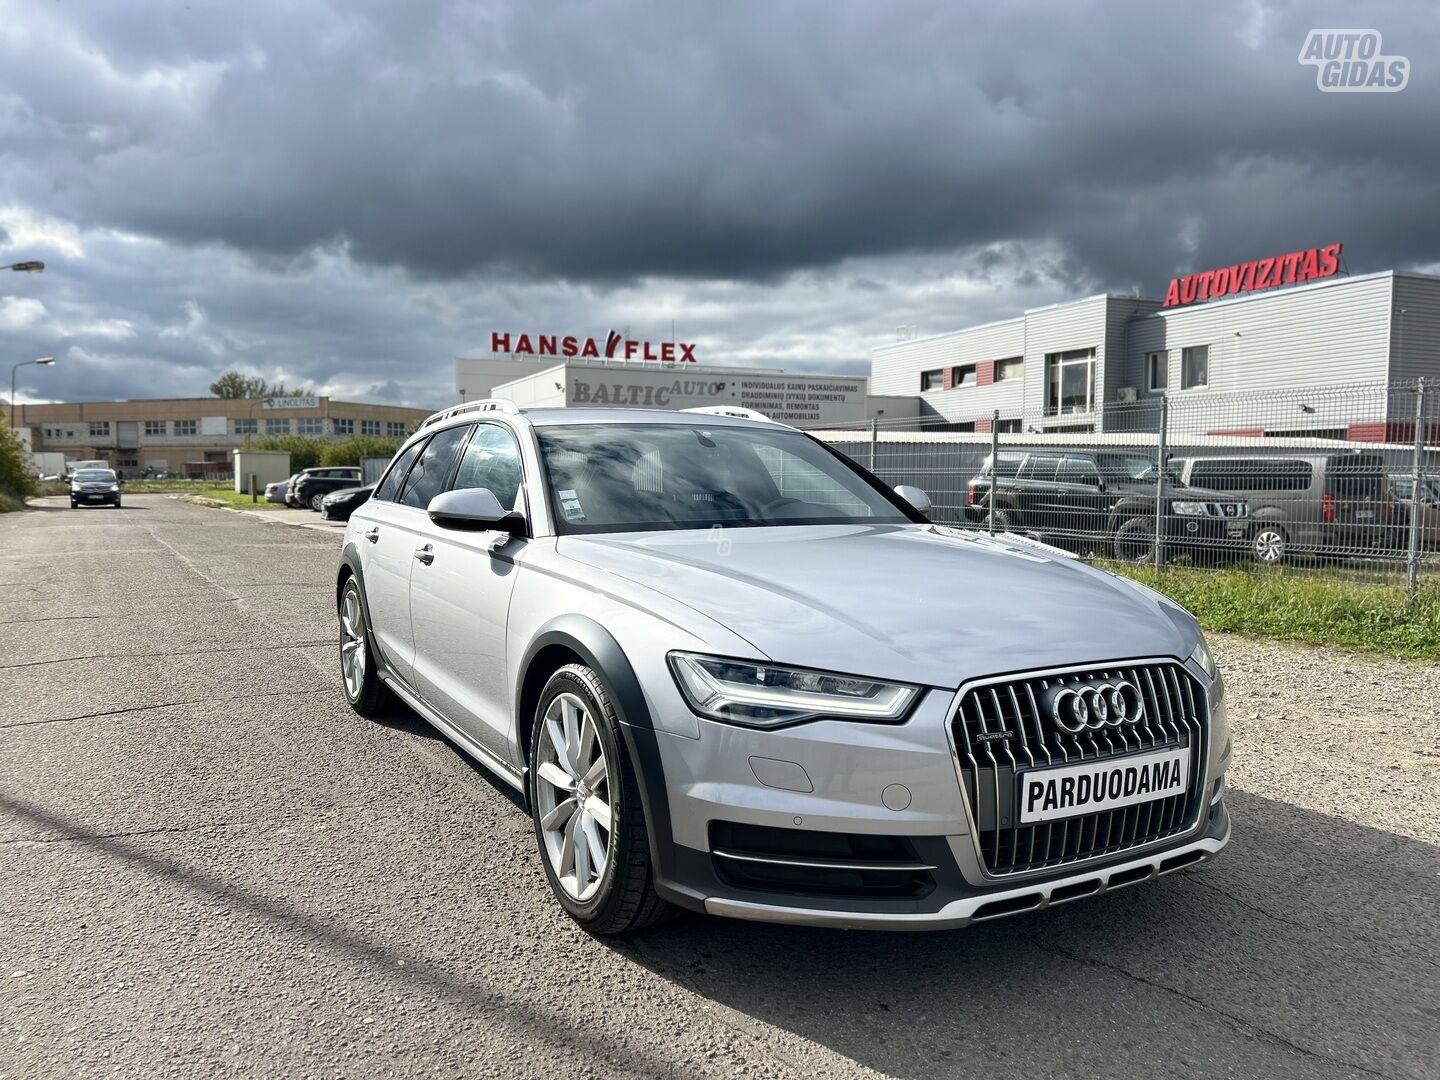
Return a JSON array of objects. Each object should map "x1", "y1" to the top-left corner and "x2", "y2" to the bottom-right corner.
[{"x1": 1117, "y1": 387, "x2": 1138, "y2": 403}]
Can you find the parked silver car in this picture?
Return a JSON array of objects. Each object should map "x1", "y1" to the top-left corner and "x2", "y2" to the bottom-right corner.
[{"x1": 337, "y1": 402, "x2": 1231, "y2": 933}]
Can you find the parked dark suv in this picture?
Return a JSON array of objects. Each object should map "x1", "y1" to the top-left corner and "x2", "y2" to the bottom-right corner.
[
  {"x1": 965, "y1": 449, "x2": 1249, "y2": 564},
  {"x1": 290, "y1": 467, "x2": 363, "y2": 511}
]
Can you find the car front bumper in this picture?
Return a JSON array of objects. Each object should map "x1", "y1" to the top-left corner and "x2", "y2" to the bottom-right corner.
[
  {"x1": 632, "y1": 669, "x2": 1230, "y2": 929},
  {"x1": 705, "y1": 814, "x2": 1229, "y2": 930}
]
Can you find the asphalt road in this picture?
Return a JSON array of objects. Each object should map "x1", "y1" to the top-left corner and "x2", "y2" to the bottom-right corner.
[{"x1": 2, "y1": 495, "x2": 1437, "y2": 1080}]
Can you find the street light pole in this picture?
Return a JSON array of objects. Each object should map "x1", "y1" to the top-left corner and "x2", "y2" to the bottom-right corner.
[{"x1": 10, "y1": 357, "x2": 56, "y2": 430}]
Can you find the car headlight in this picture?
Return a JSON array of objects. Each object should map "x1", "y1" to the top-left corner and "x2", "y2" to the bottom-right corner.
[
  {"x1": 668, "y1": 652, "x2": 918, "y2": 729},
  {"x1": 108, "y1": 484, "x2": 119, "y2": 492},
  {"x1": 1189, "y1": 637, "x2": 1217, "y2": 680},
  {"x1": 1171, "y1": 501, "x2": 1209, "y2": 516}
]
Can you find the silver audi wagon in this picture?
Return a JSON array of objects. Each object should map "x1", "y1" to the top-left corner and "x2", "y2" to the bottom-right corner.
[{"x1": 337, "y1": 400, "x2": 1230, "y2": 933}]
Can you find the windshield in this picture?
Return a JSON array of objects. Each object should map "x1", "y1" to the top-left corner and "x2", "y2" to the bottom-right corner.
[
  {"x1": 73, "y1": 470, "x2": 116, "y2": 483},
  {"x1": 535, "y1": 423, "x2": 917, "y2": 534}
]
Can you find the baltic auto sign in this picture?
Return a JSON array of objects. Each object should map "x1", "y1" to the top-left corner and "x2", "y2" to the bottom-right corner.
[{"x1": 490, "y1": 329, "x2": 696, "y2": 362}]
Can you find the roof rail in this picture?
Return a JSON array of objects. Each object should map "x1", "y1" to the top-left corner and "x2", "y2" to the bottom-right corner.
[
  {"x1": 421, "y1": 398, "x2": 520, "y2": 430},
  {"x1": 680, "y1": 405, "x2": 776, "y2": 424}
]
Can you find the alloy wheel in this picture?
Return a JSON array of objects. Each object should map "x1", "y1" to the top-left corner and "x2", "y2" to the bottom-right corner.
[
  {"x1": 535, "y1": 691, "x2": 614, "y2": 902},
  {"x1": 339, "y1": 582, "x2": 366, "y2": 701},
  {"x1": 1253, "y1": 528, "x2": 1286, "y2": 564}
]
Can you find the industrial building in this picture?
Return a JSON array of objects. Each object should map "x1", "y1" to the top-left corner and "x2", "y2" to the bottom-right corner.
[
  {"x1": 456, "y1": 353, "x2": 917, "y2": 428},
  {"x1": 870, "y1": 268, "x2": 1440, "y2": 438},
  {"x1": 12, "y1": 396, "x2": 433, "y2": 477}
]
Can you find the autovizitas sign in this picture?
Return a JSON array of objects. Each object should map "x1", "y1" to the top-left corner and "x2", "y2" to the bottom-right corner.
[{"x1": 1161, "y1": 243, "x2": 1343, "y2": 308}]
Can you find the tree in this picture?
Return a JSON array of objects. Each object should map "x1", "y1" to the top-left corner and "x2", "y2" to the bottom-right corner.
[
  {"x1": 0, "y1": 412, "x2": 37, "y2": 504},
  {"x1": 209, "y1": 371, "x2": 313, "y2": 400},
  {"x1": 210, "y1": 371, "x2": 267, "y2": 399},
  {"x1": 321, "y1": 436, "x2": 400, "y2": 467}
]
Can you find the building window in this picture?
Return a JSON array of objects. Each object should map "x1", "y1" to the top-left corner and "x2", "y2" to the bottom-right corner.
[
  {"x1": 995, "y1": 357, "x2": 1023, "y2": 382},
  {"x1": 1146, "y1": 351, "x2": 1168, "y2": 392},
  {"x1": 144, "y1": 420, "x2": 167, "y2": 437},
  {"x1": 920, "y1": 370, "x2": 945, "y2": 391},
  {"x1": 361, "y1": 419, "x2": 381, "y2": 436},
  {"x1": 298, "y1": 418, "x2": 324, "y2": 436},
  {"x1": 1182, "y1": 345, "x2": 1209, "y2": 389},
  {"x1": 333, "y1": 418, "x2": 354, "y2": 436},
  {"x1": 951, "y1": 364, "x2": 977, "y2": 387},
  {"x1": 173, "y1": 420, "x2": 197, "y2": 436},
  {"x1": 234, "y1": 418, "x2": 258, "y2": 435},
  {"x1": 88, "y1": 421, "x2": 110, "y2": 437},
  {"x1": 387, "y1": 421, "x2": 407, "y2": 438},
  {"x1": 995, "y1": 417, "x2": 1024, "y2": 433},
  {"x1": 266, "y1": 418, "x2": 290, "y2": 435},
  {"x1": 1045, "y1": 348, "x2": 1095, "y2": 415}
]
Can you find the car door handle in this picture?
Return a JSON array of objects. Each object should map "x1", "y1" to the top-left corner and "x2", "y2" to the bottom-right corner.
[
  {"x1": 362, "y1": 527, "x2": 380, "y2": 544},
  {"x1": 414, "y1": 544, "x2": 435, "y2": 565}
]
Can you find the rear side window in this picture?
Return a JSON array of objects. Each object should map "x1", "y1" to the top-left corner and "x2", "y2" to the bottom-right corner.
[
  {"x1": 1190, "y1": 459, "x2": 1312, "y2": 493},
  {"x1": 1327, "y1": 455, "x2": 1385, "y2": 500},
  {"x1": 400, "y1": 426, "x2": 470, "y2": 509},
  {"x1": 373, "y1": 439, "x2": 427, "y2": 502},
  {"x1": 1019, "y1": 454, "x2": 1060, "y2": 482},
  {"x1": 1058, "y1": 457, "x2": 1100, "y2": 485},
  {"x1": 983, "y1": 452, "x2": 1026, "y2": 478}
]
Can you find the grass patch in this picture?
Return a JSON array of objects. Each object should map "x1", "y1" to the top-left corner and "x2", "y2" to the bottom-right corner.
[
  {"x1": 177, "y1": 487, "x2": 298, "y2": 510},
  {"x1": 0, "y1": 490, "x2": 26, "y2": 513},
  {"x1": 1110, "y1": 561, "x2": 1440, "y2": 661}
]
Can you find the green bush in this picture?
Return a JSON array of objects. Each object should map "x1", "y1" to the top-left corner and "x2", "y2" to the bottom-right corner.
[
  {"x1": 321, "y1": 436, "x2": 400, "y2": 467},
  {"x1": 0, "y1": 413, "x2": 37, "y2": 510},
  {"x1": 247, "y1": 435, "x2": 326, "y2": 471}
]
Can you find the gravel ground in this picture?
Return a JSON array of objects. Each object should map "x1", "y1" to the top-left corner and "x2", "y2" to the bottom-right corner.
[{"x1": 1, "y1": 495, "x2": 1436, "y2": 1080}]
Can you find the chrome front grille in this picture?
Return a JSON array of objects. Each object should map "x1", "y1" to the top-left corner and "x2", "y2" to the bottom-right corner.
[{"x1": 951, "y1": 661, "x2": 1207, "y2": 876}]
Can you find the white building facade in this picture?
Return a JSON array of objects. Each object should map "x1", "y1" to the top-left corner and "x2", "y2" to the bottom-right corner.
[{"x1": 871, "y1": 270, "x2": 1440, "y2": 439}]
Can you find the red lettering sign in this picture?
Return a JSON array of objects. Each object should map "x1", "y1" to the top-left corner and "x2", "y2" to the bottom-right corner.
[
  {"x1": 1161, "y1": 243, "x2": 1343, "y2": 308},
  {"x1": 489, "y1": 329, "x2": 697, "y2": 361}
]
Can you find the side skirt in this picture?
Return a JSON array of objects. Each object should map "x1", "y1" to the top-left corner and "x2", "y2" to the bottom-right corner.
[{"x1": 379, "y1": 672, "x2": 527, "y2": 795}]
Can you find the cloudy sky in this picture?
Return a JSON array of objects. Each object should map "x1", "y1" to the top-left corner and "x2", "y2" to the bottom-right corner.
[{"x1": 1, "y1": 1, "x2": 1436, "y2": 409}]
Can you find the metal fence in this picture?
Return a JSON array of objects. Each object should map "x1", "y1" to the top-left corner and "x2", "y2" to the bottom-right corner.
[{"x1": 810, "y1": 379, "x2": 1439, "y2": 592}]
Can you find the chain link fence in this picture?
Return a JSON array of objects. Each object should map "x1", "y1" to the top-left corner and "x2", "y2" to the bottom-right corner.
[{"x1": 810, "y1": 379, "x2": 1439, "y2": 592}]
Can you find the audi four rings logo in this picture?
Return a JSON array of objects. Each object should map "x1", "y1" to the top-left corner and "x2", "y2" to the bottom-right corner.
[{"x1": 1049, "y1": 681, "x2": 1145, "y2": 733}]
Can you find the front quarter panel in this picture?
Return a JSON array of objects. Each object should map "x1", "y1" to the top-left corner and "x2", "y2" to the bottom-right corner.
[{"x1": 506, "y1": 540, "x2": 766, "y2": 747}]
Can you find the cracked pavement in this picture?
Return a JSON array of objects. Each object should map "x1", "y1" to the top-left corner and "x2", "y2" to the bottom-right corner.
[{"x1": 1, "y1": 495, "x2": 1437, "y2": 1079}]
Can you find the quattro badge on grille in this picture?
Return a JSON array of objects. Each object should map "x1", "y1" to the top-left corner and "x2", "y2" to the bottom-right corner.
[{"x1": 1043, "y1": 679, "x2": 1145, "y2": 733}]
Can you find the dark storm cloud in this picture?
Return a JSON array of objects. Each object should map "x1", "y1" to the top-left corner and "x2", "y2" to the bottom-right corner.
[
  {"x1": 0, "y1": 1, "x2": 1437, "y2": 407},
  {"x1": 3, "y1": 0, "x2": 1437, "y2": 294}
]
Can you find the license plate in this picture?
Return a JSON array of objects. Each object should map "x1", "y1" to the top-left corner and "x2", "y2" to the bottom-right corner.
[
  {"x1": 1355, "y1": 509, "x2": 1375, "y2": 520},
  {"x1": 1017, "y1": 746, "x2": 1190, "y2": 824},
  {"x1": 85, "y1": 495, "x2": 102, "y2": 501}
]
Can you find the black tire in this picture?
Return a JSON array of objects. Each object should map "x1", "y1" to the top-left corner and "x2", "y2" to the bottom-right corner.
[
  {"x1": 1113, "y1": 517, "x2": 1157, "y2": 563},
  {"x1": 528, "y1": 663, "x2": 670, "y2": 935},
  {"x1": 1251, "y1": 524, "x2": 1288, "y2": 565},
  {"x1": 338, "y1": 574, "x2": 396, "y2": 717},
  {"x1": 69, "y1": 500, "x2": 77, "y2": 509}
]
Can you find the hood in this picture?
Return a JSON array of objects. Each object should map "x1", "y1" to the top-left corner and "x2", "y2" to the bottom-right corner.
[{"x1": 557, "y1": 524, "x2": 1194, "y2": 689}]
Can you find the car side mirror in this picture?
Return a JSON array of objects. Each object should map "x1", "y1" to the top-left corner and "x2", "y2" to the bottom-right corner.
[
  {"x1": 894, "y1": 484, "x2": 932, "y2": 514},
  {"x1": 426, "y1": 488, "x2": 526, "y2": 534}
]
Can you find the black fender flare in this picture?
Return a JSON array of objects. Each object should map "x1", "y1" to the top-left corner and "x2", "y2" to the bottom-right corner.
[
  {"x1": 1107, "y1": 501, "x2": 1154, "y2": 534},
  {"x1": 515, "y1": 615, "x2": 682, "y2": 904}
]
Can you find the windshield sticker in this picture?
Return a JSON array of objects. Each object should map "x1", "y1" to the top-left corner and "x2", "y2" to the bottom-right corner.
[{"x1": 558, "y1": 489, "x2": 586, "y2": 521}]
